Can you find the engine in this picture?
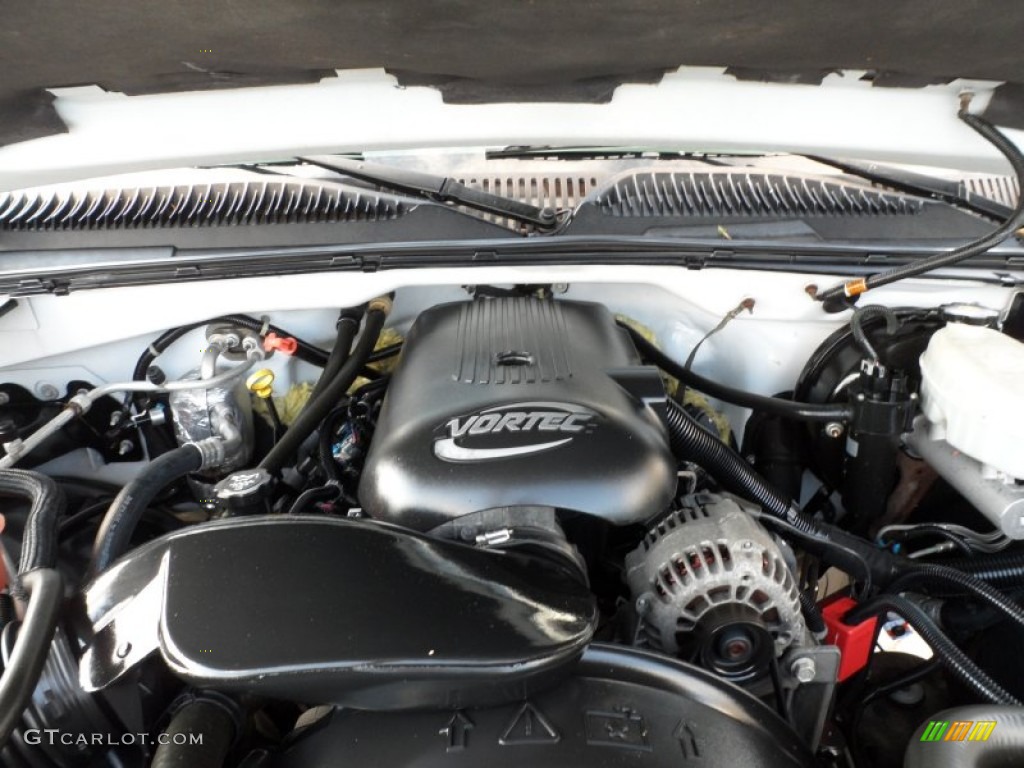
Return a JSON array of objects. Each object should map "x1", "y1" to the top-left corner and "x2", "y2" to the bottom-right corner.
[
  {"x1": 359, "y1": 297, "x2": 676, "y2": 528},
  {"x1": 2, "y1": 288, "x2": 1022, "y2": 768}
]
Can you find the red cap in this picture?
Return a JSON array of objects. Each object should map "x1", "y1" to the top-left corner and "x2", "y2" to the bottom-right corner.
[{"x1": 263, "y1": 333, "x2": 298, "y2": 356}]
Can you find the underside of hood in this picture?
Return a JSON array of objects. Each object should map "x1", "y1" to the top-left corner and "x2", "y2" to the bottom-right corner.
[{"x1": 4, "y1": 1, "x2": 1024, "y2": 148}]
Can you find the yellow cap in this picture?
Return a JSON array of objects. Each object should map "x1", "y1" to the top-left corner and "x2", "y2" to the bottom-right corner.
[{"x1": 246, "y1": 368, "x2": 276, "y2": 399}]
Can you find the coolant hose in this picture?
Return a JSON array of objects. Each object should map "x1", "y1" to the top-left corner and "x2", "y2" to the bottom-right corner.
[
  {"x1": 259, "y1": 303, "x2": 388, "y2": 476},
  {"x1": 845, "y1": 594, "x2": 1020, "y2": 706},
  {"x1": 0, "y1": 470, "x2": 65, "y2": 576},
  {"x1": 662, "y1": 399, "x2": 902, "y2": 588},
  {"x1": 308, "y1": 308, "x2": 362, "y2": 404},
  {"x1": 904, "y1": 705, "x2": 1024, "y2": 768},
  {"x1": 91, "y1": 444, "x2": 202, "y2": 574},
  {"x1": 150, "y1": 698, "x2": 236, "y2": 768},
  {"x1": 0, "y1": 469, "x2": 65, "y2": 748}
]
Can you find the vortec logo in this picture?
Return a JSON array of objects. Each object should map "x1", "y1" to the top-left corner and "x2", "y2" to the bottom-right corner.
[{"x1": 434, "y1": 402, "x2": 597, "y2": 462}]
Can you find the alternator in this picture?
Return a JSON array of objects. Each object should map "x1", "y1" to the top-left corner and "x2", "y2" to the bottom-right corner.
[{"x1": 625, "y1": 494, "x2": 804, "y2": 682}]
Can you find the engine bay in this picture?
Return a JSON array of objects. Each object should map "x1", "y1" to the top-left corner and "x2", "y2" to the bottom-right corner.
[{"x1": 0, "y1": 276, "x2": 1023, "y2": 767}]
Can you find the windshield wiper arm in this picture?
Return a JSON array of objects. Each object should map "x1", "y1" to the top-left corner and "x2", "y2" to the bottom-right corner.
[
  {"x1": 805, "y1": 155, "x2": 1014, "y2": 221},
  {"x1": 300, "y1": 155, "x2": 558, "y2": 230}
]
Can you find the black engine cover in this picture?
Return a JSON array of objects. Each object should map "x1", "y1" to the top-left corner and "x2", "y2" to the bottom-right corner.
[
  {"x1": 271, "y1": 645, "x2": 812, "y2": 768},
  {"x1": 359, "y1": 298, "x2": 675, "y2": 529}
]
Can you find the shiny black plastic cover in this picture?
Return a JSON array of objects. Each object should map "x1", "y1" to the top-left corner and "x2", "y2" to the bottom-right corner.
[
  {"x1": 358, "y1": 298, "x2": 676, "y2": 529},
  {"x1": 272, "y1": 644, "x2": 813, "y2": 768},
  {"x1": 80, "y1": 516, "x2": 597, "y2": 708}
]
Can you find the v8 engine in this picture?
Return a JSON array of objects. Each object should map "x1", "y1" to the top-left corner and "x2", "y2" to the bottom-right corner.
[
  {"x1": 359, "y1": 297, "x2": 676, "y2": 529},
  {"x1": 3, "y1": 285, "x2": 1022, "y2": 768}
]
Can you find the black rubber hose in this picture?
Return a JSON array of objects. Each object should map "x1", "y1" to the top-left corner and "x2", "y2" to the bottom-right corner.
[
  {"x1": 944, "y1": 550, "x2": 1024, "y2": 588},
  {"x1": 623, "y1": 324, "x2": 854, "y2": 422},
  {"x1": 0, "y1": 472, "x2": 65, "y2": 749},
  {"x1": 0, "y1": 470, "x2": 65, "y2": 576},
  {"x1": 850, "y1": 305, "x2": 899, "y2": 363},
  {"x1": 845, "y1": 594, "x2": 1021, "y2": 705},
  {"x1": 259, "y1": 308, "x2": 387, "y2": 476},
  {"x1": 150, "y1": 698, "x2": 235, "y2": 768},
  {"x1": 889, "y1": 564, "x2": 1024, "y2": 634},
  {"x1": 817, "y1": 108, "x2": 1024, "y2": 305},
  {"x1": 308, "y1": 310, "x2": 361, "y2": 405},
  {"x1": 90, "y1": 444, "x2": 202, "y2": 575},
  {"x1": 663, "y1": 399, "x2": 903, "y2": 589},
  {"x1": 368, "y1": 341, "x2": 403, "y2": 363},
  {"x1": 0, "y1": 569, "x2": 63, "y2": 749}
]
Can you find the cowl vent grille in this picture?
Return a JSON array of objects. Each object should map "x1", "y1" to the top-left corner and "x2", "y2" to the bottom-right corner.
[
  {"x1": 595, "y1": 171, "x2": 923, "y2": 218},
  {"x1": 0, "y1": 181, "x2": 408, "y2": 231}
]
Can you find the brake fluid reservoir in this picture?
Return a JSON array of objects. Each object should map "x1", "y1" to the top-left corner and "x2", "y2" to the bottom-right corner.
[{"x1": 919, "y1": 323, "x2": 1024, "y2": 479}]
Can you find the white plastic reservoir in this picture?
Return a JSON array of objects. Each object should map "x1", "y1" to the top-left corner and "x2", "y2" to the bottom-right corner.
[{"x1": 919, "y1": 323, "x2": 1024, "y2": 480}]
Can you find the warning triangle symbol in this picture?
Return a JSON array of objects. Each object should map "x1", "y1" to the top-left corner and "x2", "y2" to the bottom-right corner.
[{"x1": 500, "y1": 702, "x2": 560, "y2": 745}]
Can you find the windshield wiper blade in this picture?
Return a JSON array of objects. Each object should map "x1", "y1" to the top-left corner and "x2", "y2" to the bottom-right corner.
[
  {"x1": 805, "y1": 155, "x2": 1014, "y2": 221},
  {"x1": 300, "y1": 155, "x2": 558, "y2": 230}
]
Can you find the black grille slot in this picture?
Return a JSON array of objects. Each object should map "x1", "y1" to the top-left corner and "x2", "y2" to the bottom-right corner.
[
  {"x1": 0, "y1": 181, "x2": 408, "y2": 231},
  {"x1": 595, "y1": 172, "x2": 923, "y2": 218}
]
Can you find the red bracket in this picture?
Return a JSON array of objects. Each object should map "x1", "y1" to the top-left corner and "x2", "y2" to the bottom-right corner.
[{"x1": 822, "y1": 596, "x2": 878, "y2": 682}]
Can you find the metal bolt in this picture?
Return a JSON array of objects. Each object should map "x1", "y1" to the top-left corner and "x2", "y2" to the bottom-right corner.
[
  {"x1": 636, "y1": 594, "x2": 653, "y2": 616},
  {"x1": 117, "y1": 440, "x2": 134, "y2": 456},
  {"x1": 109, "y1": 411, "x2": 123, "y2": 427},
  {"x1": 790, "y1": 657, "x2": 817, "y2": 684},
  {"x1": 825, "y1": 422, "x2": 844, "y2": 439},
  {"x1": 0, "y1": 392, "x2": 8, "y2": 406},
  {"x1": 35, "y1": 383, "x2": 59, "y2": 400},
  {"x1": 115, "y1": 642, "x2": 132, "y2": 660}
]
